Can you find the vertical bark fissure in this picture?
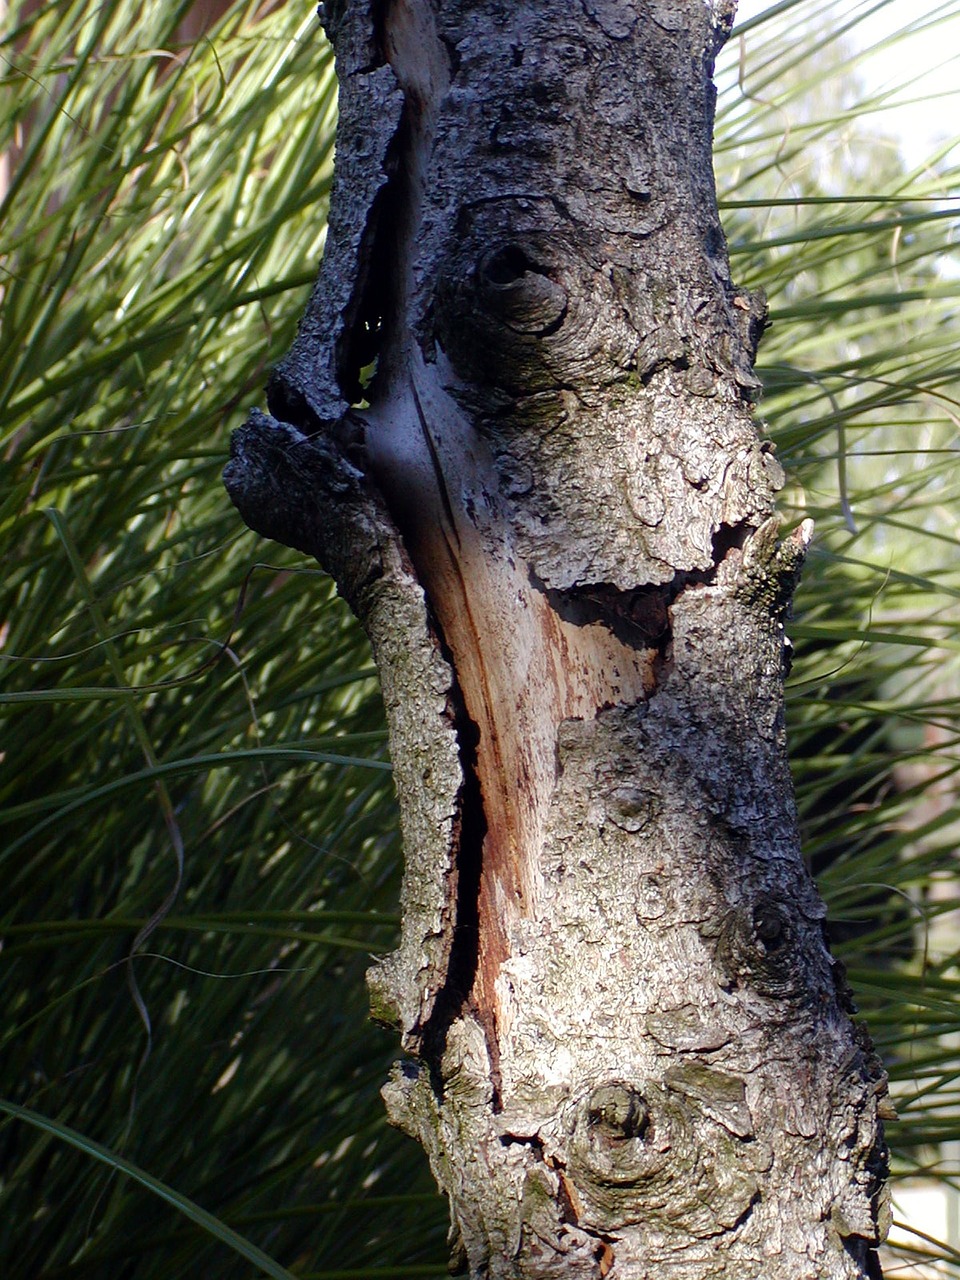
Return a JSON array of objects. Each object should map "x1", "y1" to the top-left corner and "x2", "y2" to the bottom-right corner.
[
  {"x1": 417, "y1": 658, "x2": 492, "y2": 1097},
  {"x1": 225, "y1": 1, "x2": 892, "y2": 1275}
]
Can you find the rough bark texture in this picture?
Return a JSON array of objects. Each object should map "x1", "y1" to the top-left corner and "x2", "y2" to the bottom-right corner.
[{"x1": 224, "y1": 0, "x2": 891, "y2": 1275}]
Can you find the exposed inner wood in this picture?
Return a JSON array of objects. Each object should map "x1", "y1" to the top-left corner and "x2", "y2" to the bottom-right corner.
[
  {"x1": 367, "y1": 357, "x2": 656, "y2": 1027},
  {"x1": 364, "y1": 0, "x2": 656, "y2": 1036}
]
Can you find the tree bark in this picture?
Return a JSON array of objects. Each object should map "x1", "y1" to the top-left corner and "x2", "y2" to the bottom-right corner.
[{"x1": 224, "y1": 0, "x2": 891, "y2": 1275}]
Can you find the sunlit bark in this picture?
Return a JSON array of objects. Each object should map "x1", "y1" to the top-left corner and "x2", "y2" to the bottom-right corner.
[{"x1": 225, "y1": 1, "x2": 890, "y2": 1274}]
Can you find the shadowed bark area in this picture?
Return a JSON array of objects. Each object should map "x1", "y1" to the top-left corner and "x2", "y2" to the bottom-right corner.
[{"x1": 224, "y1": 0, "x2": 891, "y2": 1274}]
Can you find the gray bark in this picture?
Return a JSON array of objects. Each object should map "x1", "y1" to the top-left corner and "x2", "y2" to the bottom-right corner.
[{"x1": 224, "y1": 0, "x2": 891, "y2": 1275}]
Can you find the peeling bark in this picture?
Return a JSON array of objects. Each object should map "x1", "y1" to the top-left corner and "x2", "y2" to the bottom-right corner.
[{"x1": 224, "y1": 0, "x2": 890, "y2": 1275}]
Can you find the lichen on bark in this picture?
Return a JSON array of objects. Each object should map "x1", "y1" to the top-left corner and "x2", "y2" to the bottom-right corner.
[{"x1": 224, "y1": 0, "x2": 890, "y2": 1275}]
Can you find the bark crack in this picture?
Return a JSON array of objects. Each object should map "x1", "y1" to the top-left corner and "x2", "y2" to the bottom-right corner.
[{"x1": 417, "y1": 676, "x2": 495, "y2": 1098}]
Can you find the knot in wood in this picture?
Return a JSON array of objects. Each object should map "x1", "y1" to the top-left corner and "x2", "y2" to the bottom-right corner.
[
  {"x1": 587, "y1": 1083, "x2": 650, "y2": 1141},
  {"x1": 432, "y1": 212, "x2": 589, "y2": 398},
  {"x1": 568, "y1": 1079, "x2": 674, "y2": 1198},
  {"x1": 713, "y1": 892, "x2": 806, "y2": 1000},
  {"x1": 567, "y1": 1078, "x2": 761, "y2": 1236},
  {"x1": 478, "y1": 243, "x2": 568, "y2": 335},
  {"x1": 752, "y1": 899, "x2": 789, "y2": 954}
]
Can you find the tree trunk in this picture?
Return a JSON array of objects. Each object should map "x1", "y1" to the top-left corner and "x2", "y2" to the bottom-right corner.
[{"x1": 224, "y1": 0, "x2": 891, "y2": 1274}]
